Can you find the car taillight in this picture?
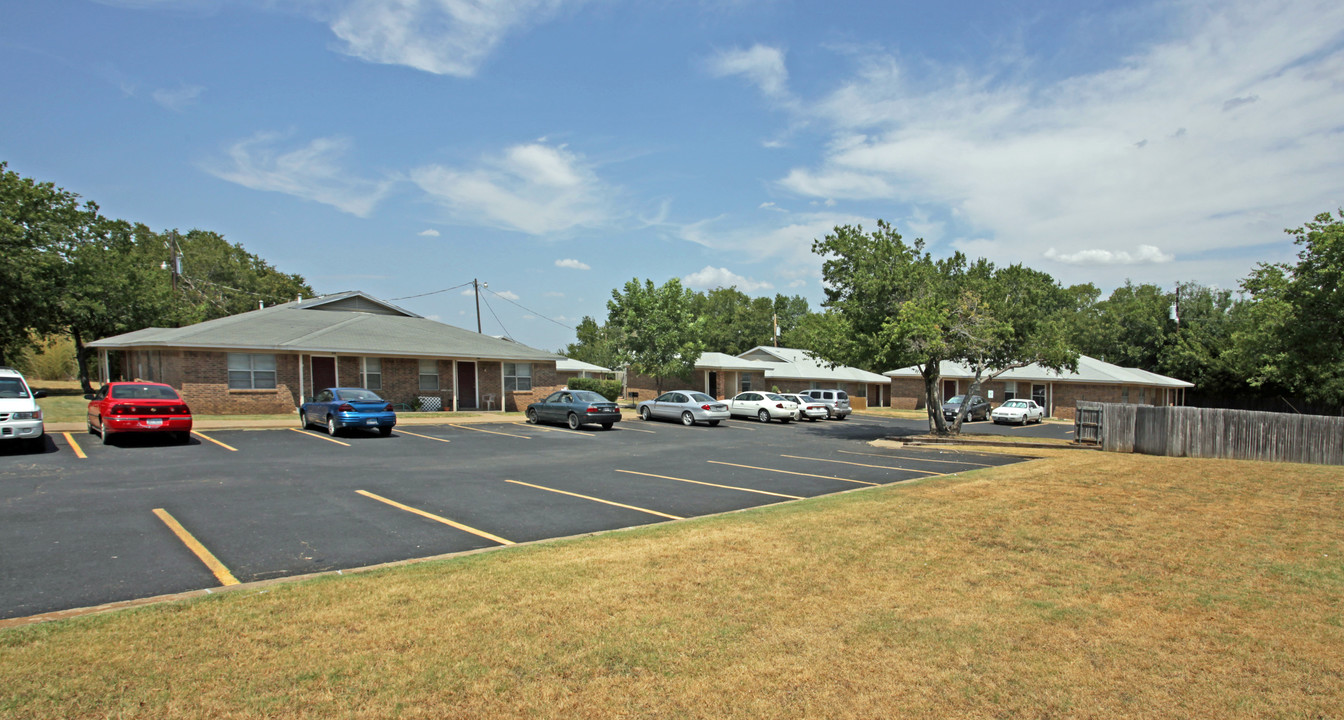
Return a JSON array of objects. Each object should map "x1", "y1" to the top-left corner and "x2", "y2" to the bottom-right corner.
[
  {"x1": 586, "y1": 406, "x2": 602, "y2": 413},
  {"x1": 173, "y1": 404, "x2": 191, "y2": 415},
  {"x1": 111, "y1": 404, "x2": 130, "y2": 415},
  {"x1": 775, "y1": 403, "x2": 784, "y2": 408},
  {"x1": 701, "y1": 404, "x2": 713, "y2": 410},
  {"x1": 337, "y1": 403, "x2": 354, "y2": 412},
  {"x1": 384, "y1": 403, "x2": 394, "y2": 412}
]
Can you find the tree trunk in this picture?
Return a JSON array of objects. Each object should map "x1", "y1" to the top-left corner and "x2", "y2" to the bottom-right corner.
[
  {"x1": 72, "y1": 328, "x2": 94, "y2": 395},
  {"x1": 921, "y1": 362, "x2": 949, "y2": 435}
]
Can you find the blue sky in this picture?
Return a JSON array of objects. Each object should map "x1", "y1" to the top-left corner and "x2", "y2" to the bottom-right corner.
[{"x1": 4, "y1": 0, "x2": 1343, "y2": 352}]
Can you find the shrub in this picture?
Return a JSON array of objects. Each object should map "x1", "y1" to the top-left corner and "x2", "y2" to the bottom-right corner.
[{"x1": 567, "y1": 377, "x2": 622, "y2": 401}]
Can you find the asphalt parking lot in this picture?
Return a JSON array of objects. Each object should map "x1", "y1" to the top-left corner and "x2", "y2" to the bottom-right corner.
[{"x1": 0, "y1": 413, "x2": 1042, "y2": 621}]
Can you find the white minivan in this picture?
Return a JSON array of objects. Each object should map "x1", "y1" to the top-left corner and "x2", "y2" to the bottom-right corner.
[{"x1": 0, "y1": 367, "x2": 46, "y2": 452}]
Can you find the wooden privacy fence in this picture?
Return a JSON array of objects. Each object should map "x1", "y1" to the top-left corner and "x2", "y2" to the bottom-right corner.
[{"x1": 1076, "y1": 402, "x2": 1344, "y2": 465}]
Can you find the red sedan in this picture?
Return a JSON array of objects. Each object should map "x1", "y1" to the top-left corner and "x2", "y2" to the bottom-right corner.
[{"x1": 86, "y1": 382, "x2": 193, "y2": 445}]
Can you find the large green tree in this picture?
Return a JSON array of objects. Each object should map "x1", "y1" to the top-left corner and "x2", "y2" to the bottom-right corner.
[
  {"x1": 606, "y1": 278, "x2": 703, "y2": 393},
  {"x1": 688, "y1": 288, "x2": 810, "y2": 355},
  {"x1": 559, "y1": 315, "x2": 625, "y2": 371},
  {"x1": 0, "y1": 162, "x2": 99, "y2": 364},
  {"x1": 1229, "y1": 211, "x2": 1344, "y2": 408}
]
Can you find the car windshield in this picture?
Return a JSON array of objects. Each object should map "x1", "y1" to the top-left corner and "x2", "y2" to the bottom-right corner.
[
  {"x1": 1004, "y1": 400, "x2": 1027, "y2": 408},
  {"x1": 690, "y1": 393, "x2": 715, "y2": 402},
  {"x1": 338, "y1": 389, "x2": 383, "y2": 402},
  {"x1": 571, "y1": 391, "x2": 606, "y2": 403},
  {"x1": 765, "y1": 393, "x2": 787, "y2": 401},
  {"x1": 837, "y1": 391, "x2": 848, "y2": 400},
  {"x1": 0, "y1": 378, "x2": 29, "y2": 398},
  {"x1": 110, "y1": 384, "x2": 180, "y2": 400},
  {"x1": 946, "y1": 395, "x2": 965, "y2": 404}
]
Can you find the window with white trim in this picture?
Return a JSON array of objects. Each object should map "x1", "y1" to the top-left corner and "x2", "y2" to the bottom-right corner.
[
  {"x1": 362, "y1": 358, "x2": 382, "y2": 390},
  {"x1": 228, "y1": 353, "x2": 277, "y2": 389},
  {"x1": 503, "y1": 363, "x2": 532, "y2": 391},
  {"x1": 418, "y1": 360, "x2": 439, "y2": 391},
  {"x1": 1003, "y1": 381, "x2": 1018, "y2": 400}
]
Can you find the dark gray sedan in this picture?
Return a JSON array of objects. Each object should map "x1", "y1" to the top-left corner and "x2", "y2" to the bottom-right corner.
[
  {"x1": 637, "y1": 391, "x2": 730, "y2": 426},
  {"x1": 526, "y1": 390, "x2": 621, "y2": 430},
  {"x1": 942, "y1": 394, "x2": 990, "y2": 422}
]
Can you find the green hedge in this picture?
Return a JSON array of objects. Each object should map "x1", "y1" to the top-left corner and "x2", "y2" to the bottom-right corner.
[{"x1": 567, "y1": 377, "x2": 623, "y2": 401}]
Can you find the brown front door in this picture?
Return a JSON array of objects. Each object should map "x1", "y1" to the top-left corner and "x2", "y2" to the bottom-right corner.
[
  {"x1": 457, "y1": 362, "x2": 477, "y2": 409},
  {"x1": 942, "y1": 379, "x2": 957, "y2": 402},
  {"x1": 311, "y1": 357, "x2": 336, "y2": 398}
]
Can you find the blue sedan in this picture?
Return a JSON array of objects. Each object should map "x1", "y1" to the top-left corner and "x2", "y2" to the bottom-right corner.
[
  {"x1": 300, "y1": 387, "x2": 397, "y2": 437},
  {"x1": 526, "y1": 390, "x2": 621, "y2": 430}
]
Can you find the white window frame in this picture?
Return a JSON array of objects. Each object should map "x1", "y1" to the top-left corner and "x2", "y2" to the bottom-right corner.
[
  {"x1": 228, "y1": 353, "x2": 277, "y2": 390},
  {"x1": 419, "y1": 359, "x2": 439, "y2": 391},
  {"x1": 503, "y1": 363, "x2": 532, "y2": 392},
  {"x1": 1003, "y1": 381, "x2": 1018, "y2": 400},
  {"x1": 361, "y1": 357, "x2": 382, "y2": 390}
]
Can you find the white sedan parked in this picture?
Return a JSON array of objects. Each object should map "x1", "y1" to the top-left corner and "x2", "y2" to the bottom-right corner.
[
  {"x1": 991, "y1": 398, "x2": 1045, "y2": 425},
  {"x1": 780, "y1": 393, "x2": 828, "y2": 421},
  {"x1": 728, "y1": 392, "x2": 797, "y2": 423}
]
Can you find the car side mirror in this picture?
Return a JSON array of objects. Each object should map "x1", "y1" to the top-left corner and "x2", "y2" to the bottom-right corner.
[
  {"x1": 34, "y1": 390, "x2": 47, "y2": 399},
  {"x1": 83, "y1": 393, "x2": 95, "y2": 400}
]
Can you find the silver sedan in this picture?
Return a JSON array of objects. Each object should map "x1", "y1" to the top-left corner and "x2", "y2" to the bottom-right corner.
[{"x1": 637, "y1": 391, "x2": 730, "y2": 426}]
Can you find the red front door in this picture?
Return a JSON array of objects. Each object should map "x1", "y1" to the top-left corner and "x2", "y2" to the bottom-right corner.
[
  {"x1": 457, "y1": 362, "x2": 477, "y2": 409},
  {"x1": 311, "y1": 357, "x2": 336, "y2": 399}
]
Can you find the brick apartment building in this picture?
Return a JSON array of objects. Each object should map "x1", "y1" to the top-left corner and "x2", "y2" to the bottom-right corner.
[
  {"x1": 884, "y1": 356, "x2": 1194, "y2": 421},
  {"x1": 86, "y1": 292, "x2": 565, "y2": 414}
]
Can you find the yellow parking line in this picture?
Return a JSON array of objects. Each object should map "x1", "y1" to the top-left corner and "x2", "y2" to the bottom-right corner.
[
  {"x1": 512, "y1": 423, "x2": 596, "y2": 438},
  {"x1": 781, "y1": 454, "x2": 941, "y2": 476},
  {"x1": 152, "y1": 508, "x2": 240, "y2": 586},
  {"x1": 836, "y1": 449, "x2": 994, "y2": 468},
  {"x1": 288, "y1": 428, "x2": 351, "y2": 446},
  {"x1": 61, "y1": 432, "x2": 87, "y2": 459},
  {"x1": 357, "y1": 490, "x2": 514, "y2": 545},
  {"x1": 707, "y1": 460, "x2": 878, "y2": 486},
  {"x1": 505, "y1": 480, "x2": 683, "y2": 520},
  {"x1": 615, "y1": 469, "x2": 802, "y2": 500},
  {"x1": 447, "y1": 424, "x2": 532, "y2": 439},
  {"x1": 191, "y1": 431, "x2": 238, "y2": 451},
  {"x1": 396, "y1": 429, "x2": 451, "y2": 443}
]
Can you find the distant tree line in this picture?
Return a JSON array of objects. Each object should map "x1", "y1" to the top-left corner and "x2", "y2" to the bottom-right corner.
[
  {"x1": 565, "y1": 213, "x2": 1344, "y2": 430},
  {"x1": 1, "y1": 162, "x2": 314, "y2": 390}
]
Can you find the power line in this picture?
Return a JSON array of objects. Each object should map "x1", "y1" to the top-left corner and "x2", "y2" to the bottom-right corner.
[
  {"x1": 479, "y1": 293, "x2": 513, "y2": 341},
  {"x1": 391, "y1": 281, "x2": 474, "y2": 301},
  {"x1": 484, "y1": 287, "x2": 575, "y2": 331}
]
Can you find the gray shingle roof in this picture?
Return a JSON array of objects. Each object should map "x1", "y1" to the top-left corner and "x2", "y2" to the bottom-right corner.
[{"x1": 87, "y1": 291, "x2": 564, "y2": 362}]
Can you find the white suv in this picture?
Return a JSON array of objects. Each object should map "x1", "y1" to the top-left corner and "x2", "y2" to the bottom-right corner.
[{"x1": 0, "y1": 367, "x2": 46, "y2": 452}]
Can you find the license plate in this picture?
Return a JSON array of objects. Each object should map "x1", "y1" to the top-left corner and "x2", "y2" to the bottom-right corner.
[
  {"x1": 146, "y1": 419, "x2": 163, "y2": 427},
  {"x1": 366, "y1": 419, "x2": 377, "y2": 425}
]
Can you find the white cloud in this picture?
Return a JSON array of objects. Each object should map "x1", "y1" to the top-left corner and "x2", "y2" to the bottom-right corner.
[
  {"x1": 204, "y1": 132, "x2": 393, "y2": 217},
  {"x1": 682, "y1": 266, "x2": 774, "y2": 292},
  {"x1": 327, "y1": 0, "x2": 582, "y2": 77},
  {"x1": 411, "y1": 141, "x2": 612, "y2": 235},
  {"x1": 495, "y1": 290, "x2": 520, "y2": 300},
  {"x1": 418, "y1": 228, "x2": 441, "y2": 237},
  {"x1": 555, "y1": 258, "x2": 590, "y2": 270},
  {"x1": 776, "y1": 0, "x2": 1344, "y2": 288},
  {"x1": 151, "y1": 84, "x2": 203, "y2": 111},
  {"x1": 707, "y1": 44, "x2": 790, "y2": 99},
  {"x1": 1044, "y1": 244, "x2": 1175, "y2": 266}
]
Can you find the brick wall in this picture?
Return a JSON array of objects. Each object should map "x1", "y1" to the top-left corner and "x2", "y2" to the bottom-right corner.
[{"x1": 504, "y1": 362, "x2": 561, "y2": 412}]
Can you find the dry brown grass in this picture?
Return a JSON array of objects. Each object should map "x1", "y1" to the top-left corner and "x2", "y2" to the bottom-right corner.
[{"x1": 2, "y1": 449, "x2": 1341, "y2": 718}]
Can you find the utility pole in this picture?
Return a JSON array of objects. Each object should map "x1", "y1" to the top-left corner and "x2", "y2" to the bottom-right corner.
[
  {"x1": 772, "y1": 313, "x2": 779, "y2": 347},
  {"x1": 474, "y1": 278, "x2": 487, "y2": 333}
]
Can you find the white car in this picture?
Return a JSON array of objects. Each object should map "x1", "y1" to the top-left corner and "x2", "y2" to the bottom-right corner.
[
  {"x1": 780, "y1": 393, "x2": 827, "y2": 421},
  {"x1": 991, "y1": 398, "x2": 1045, "y2": 425},
  {"x1": 0, "y1": 367, "x2": 46, "y2": 452},
  {"x1": 728, "y1": 392, "x2": 797, "y2": 423}
]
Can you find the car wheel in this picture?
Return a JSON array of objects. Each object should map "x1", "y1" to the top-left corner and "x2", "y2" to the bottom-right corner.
[
  {"x1": 1020, "y1": 415, "x2": 1029, "y2": 426},
  {"x1": 567, "y1": 413, "x2": 581, "y2": 430},
  {"x1": 640, "y1": 406, "x2": 652, "y2": 421},
  {"x1": 836, "y1": 414, "x2": 847, "y2": 421},
  {"x1": 809, "y1": 416, "x2": 818, "y2": 422},
  {"x1": 707, "y1": 420, "x2": 720, "y2": 427},
  {"x1": 100, "y1": 422, "x2": 113, "y2": 445},
  {"x1": 299, "y1": 411, "x2": 309, "y2": 429},
  {"x1": 177, "y1": 431, "x2": 191, "y2": 444},
  {"x1": 757, "y1": 409, "x2": 770, "y2": 423},
  {"x1": 379, "y1": 426, "x2": 392, "y2": 437},
  {"x1": 681, "y1": 411, "x2": 695, "y2": 426},
  {"x1": 527, "y1": 408, "x2": 539, "y2": 424},
  {"x1": 601, "y1": 423, "x2": 613, "y2": 430},
  {"x1": 87, "y1": 419, "x2": 97, "y2": 435},
  {"x1": 326, "y1": 415, "x2": 339, "y2": 436},
  {"x1": 825, "y1": 407, "x2": 834, "y2": 419},
  {"x1": 28, "y1": 436, "x2": 45, "y2": 453}
]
